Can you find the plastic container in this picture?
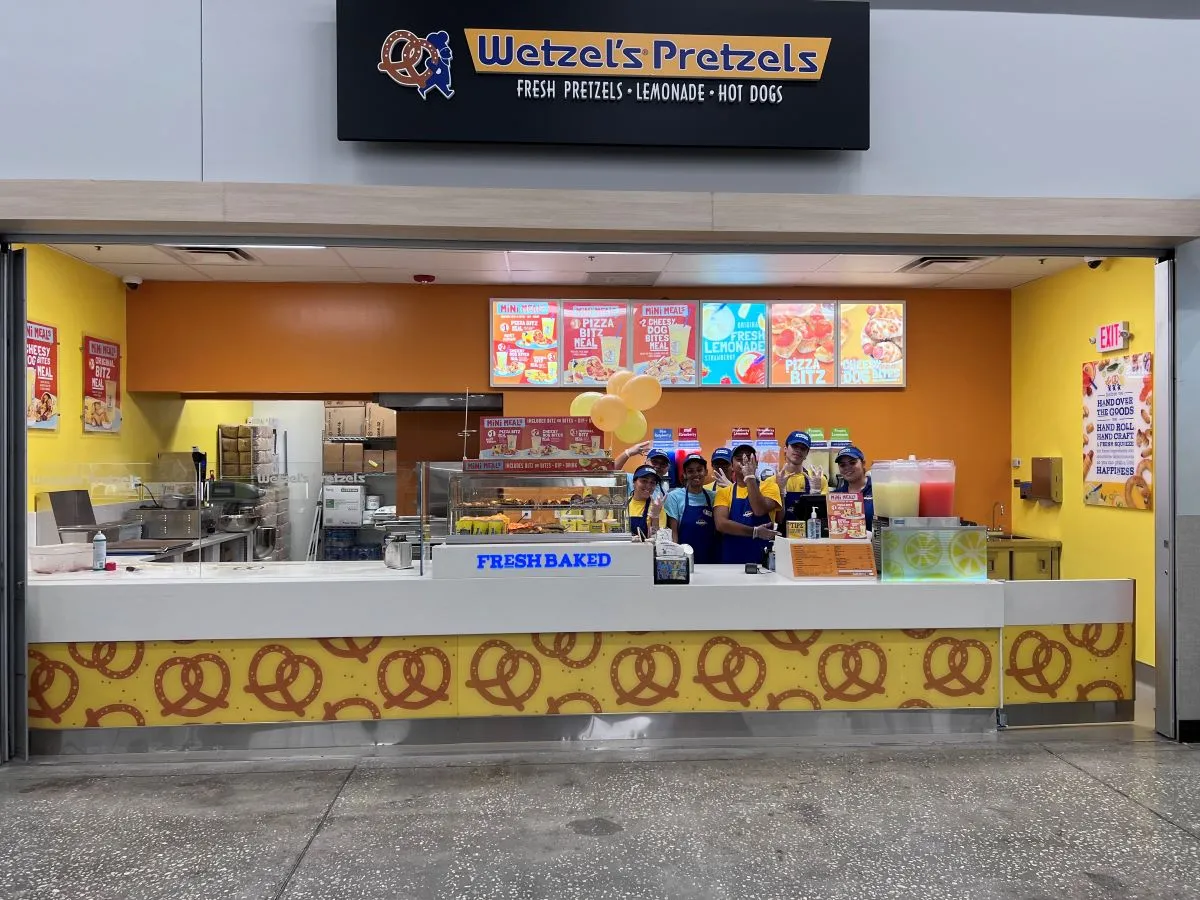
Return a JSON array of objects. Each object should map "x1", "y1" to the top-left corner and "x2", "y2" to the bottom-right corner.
[
  {"x1": 873, "y1": 459, "x2": 920, "y2": 518},
  {"x1": 918, "y1": 459, "x2": 956, "y2": 517},
  {"x1": 91, "y1": 532, "x2": 107, "y2": 571},
  {"x1": 29, "y1": 544, "x2": 93, "y2": 574}
]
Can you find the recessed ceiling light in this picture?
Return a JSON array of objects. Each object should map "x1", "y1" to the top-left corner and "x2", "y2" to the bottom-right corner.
[{"x1": 160, "y1": 244, "x2": 328, "y2": 251}]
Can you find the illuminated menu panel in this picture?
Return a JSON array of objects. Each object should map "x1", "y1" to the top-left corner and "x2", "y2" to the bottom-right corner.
[
  {"x1": 490, "y1": 300, "x2": 560, "y2": 387},
  {"x1": 769, "y1": 303, "x2": 837, "y2": 387},
  {"x1": 837, "y1": 302, "x2": 906, "y2": 387},
  {"x1": 561, "y1": 301, "x2": 629, "y2": 387},
  {"x1": 699, "y1": 302, "x2": 768, "y2": 387},
  {"x1": 631, "y1": 302, "x2": 698, "y2": 386}
]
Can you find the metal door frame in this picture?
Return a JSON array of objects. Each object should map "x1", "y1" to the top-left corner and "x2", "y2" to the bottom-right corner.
[{"x1": 0, "y1": 243, "x2": 28, "y2": 763}]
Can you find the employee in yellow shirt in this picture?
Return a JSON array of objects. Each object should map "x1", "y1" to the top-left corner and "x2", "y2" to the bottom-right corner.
[
  {"x1": 627, "y1": 464, "x2": 666, "y2": 539},
  {"x1": 779, "y1": 430, "x2": 829, "y2": 527},
  {"x1": 714, "y1": 444, "x2": 782, "y2": 565}
]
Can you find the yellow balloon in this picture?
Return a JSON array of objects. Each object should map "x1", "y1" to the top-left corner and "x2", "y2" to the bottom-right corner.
[
  {"x1": 614, "y1": 408, "x2": 648, "y2": 443},
  {"x1": 569, "y1": 391, "x2": 603, "y2": 417},
  {"x1": 590, "y1": 394, "x2": 628, "y2": 432},
  {"x1": 620, "y1": 374, "x2": 663, "y2": 411},
  {"x1": 606, "y1": 370, "x2": 634, "y2": 396}
]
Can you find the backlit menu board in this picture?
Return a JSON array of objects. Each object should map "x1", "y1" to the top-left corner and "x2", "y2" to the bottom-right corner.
[
  {"x1": 631, "y1": 302, "x2": 698, "y2": 386},
  {"x1": 769, "y1": 303, "x2": 837, "y2": 387},
  {"x1": 562, "y1": 301, "x2": 628, "y2": 386},
  {"x1": 700, "y1": 302, "x2": 768, "y2": 387},
  {"x1": 838, "y1": 302, "x2": 906, "y2": 387},
  {"x1": 490, "y1": 300, "x2": 560, "y2": 387}
]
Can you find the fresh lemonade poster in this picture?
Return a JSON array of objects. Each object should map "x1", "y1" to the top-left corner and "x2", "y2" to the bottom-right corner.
[{"x1": 700, "y1": 302, "x2": 768, "y2": 387}]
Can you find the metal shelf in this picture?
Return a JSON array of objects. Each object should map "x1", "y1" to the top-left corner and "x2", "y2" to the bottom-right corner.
[
  {"x1": 444, "y1": 533, "x2": 629, "y2": 545},
  {"x1": 326, "y1": 435, "x2": 398, "y2": 446}
]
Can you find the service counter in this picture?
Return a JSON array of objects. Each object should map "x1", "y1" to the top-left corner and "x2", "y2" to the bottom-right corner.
[{"x1": 25, "y1": 554, "x2": 1136, "y2": 750}]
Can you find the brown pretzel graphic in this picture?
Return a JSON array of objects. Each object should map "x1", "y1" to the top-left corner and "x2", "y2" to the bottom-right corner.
[
  {"x1": 766, "y1": 688, "x2": 822, "y2": 711},
  {"x1": 694, "y1": 636, "x2": 766, "y2": 707},
  {"x1": 899, "y1": 698, "x2": 934, "y2": 709},
  {"x1": 378, "y1": 30, "x2": 437, "y2": 89},
  {"x1": 317, "y1": 637, "x2": 382, "y2": 663},
  {"x1": 1063, "y1": 624, "x2": 1124, "y2": 658},
  {"x1": 902, "y1": 629, "x2": 936, "y2": 639},
  {"x1": 84, "y1": 703, "x2": 146, "y2": 727},
  {"x1": 922, "y1": 637, "x2": 992, "y2": 697},
  {"x1": 466, "y1": 640, "x2": 541, "y2": 711},
  {"x1": 1076, "y1": 680, "x2": 1125, "y2": 702},
  {"x1": 377, "y1": 647, "x2": 452, "y2": 710},
  {"x1": 759, "y1": 630, "x2": 823, "y2": 655},
  {"x1": 611, "y1": 644, "x2": 681, "y2": 707},
  {"x1": 322, "y1": 697, "x2": 382, "y2": 721},
  {"x1": 532, "y1": 632, "x2": 602, "y2": 669},
  {"x1": 1005, "y1": 630, "x2": 1072, "y2": 698},
  {"x1": 155, "y1": 653, "x2": 231, "y2": 718},
  {"x1": 68, "y1": 641, "x2": 144, "y2": 679},
  {"x1": 546, "y1": 692, "x2": 604, "y2": 715},
  {"x1": 245, "y1": 644, "x2": 323, "y2": 716},
  {"x1": 28, "y1": 650, "x2": 79, "y2": 724},
  {"x1": 818, "y1": 642, "x2": 888, "y2": 703}
]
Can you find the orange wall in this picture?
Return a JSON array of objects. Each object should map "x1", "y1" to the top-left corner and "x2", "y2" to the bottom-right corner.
[{"x1": 128, "y1": 283, "x2": 1012, "y2": 525}]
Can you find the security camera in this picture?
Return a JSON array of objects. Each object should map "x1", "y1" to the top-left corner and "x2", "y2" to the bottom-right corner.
[
  {"x1": 122, "y1": 275, "x2": 143, "y2": 290},
  {"x1": 1085, "y1": 257, "x2": 1105, "y2": 270}
]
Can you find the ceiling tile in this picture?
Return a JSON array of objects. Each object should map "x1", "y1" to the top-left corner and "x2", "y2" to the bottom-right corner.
[
  {"x1": 241, "y1": 247, "x2": 347, "y2": 266},
  {"x1": 663, "y1": 253, "x2": 835, "y2": 274},
  {"x1": 100, "y1": 262, "x2": 210, "y2": 282},
  {"x1": 336, "y1": 247, "x2": 507, "y2": 271},
  {"x1": 51, "y1": 244, "x2": 179, "y2": 266},
  {"x1": 816, "y1": 255, "x2": 918, "y2": 274},
  {"x1": 937, "y1": 273, "x2": 1024, "y2": 289},
  {"x1": 507, "y1": 270, "x2": 591, "y2": 285},
  {"x1": 968, "y1": 256, "x2": 1083, "y2": 276},
  {"x1": 356, "y1": 269, "x2": 512, "y2": 285},
  {"x1": 506, "y1": 251, "x2": 671, "y2": 273},
  {"x1": 192, "y1": 266, "x2": 363, "y2": 283}
]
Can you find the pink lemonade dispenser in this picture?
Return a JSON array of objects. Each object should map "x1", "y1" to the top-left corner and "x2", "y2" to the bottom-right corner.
[{"x1": 918, "y1": 459, "x2": 956, "y2": 517}]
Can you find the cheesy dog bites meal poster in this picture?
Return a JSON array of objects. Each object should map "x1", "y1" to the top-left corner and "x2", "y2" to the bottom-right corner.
[
  {"x1": 838, "y1": 302, "x2": 905, "y2": 387},
  {"x1": 562, "y1": 301, "x2": 628, "y2": 386},
  {"x1": 491, "y1": 300, "x2": 560, "y2": 387},
  {"x1": 26, "y1": 321, "x2": 59, "y2": 430},
  {"x1": 632, "y1": 303, "x2": 698, "y2": 386}
]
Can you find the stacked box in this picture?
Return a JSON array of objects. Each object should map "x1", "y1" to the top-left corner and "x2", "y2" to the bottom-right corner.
[{"x1": 325, "y1": 403, "x2": 367, "y2": 438}]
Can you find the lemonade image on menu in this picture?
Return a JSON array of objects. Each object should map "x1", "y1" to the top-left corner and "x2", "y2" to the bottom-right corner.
[
  {"x1": 541, "y1": 316, "x2": 556, "y2": 343},
  {"x1": 530, "y1": 430, "x2": 542, "y2": 454},
  {"x1": 669, "y1": 323, "x2": 692, "y2": 361},
  {"x1": 600, "y1": 334, "x2": 623, "y2": 368}
]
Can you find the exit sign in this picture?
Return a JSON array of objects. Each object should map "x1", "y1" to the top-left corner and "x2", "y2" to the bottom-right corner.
[{"x1": 1096, "y1": 321, "x2": 1130, "y2": 353}]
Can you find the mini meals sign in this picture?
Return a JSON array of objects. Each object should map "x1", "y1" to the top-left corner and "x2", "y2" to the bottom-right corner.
[{"x1": 336, "y1": 0, "x2": 870, "y2": 149}]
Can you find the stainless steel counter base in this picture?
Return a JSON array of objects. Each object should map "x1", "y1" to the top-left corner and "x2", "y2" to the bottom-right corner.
[
  {"x1": 1001, "y1": 700, "x2": 1135, "y2": 728},
  {"x1": 30, "y1": 709, "x2": 1000, "y2": 756}
]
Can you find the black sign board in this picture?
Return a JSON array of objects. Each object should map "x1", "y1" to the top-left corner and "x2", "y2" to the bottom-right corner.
[{"x1": 336, "y1": 0, "x2": 870, "y2": 150}]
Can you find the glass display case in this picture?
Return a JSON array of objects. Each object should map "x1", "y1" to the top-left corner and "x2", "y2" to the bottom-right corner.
[{"x1": 447, "y1": 470, "x2": 630, "y2": 540}]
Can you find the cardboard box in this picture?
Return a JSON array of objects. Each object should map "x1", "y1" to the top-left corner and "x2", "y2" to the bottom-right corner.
[
  {"x1": 325, "y1": 400, "x2": 367, "y2": 408},
  {"x1": 364, "y1": 449, "x2": 385, "y2": 473},
  {"x1": 236, "y1": 438, "x2": 251, "y2": 452},
  {"x1": 383, "y1": 449, "x2": 397, "y2": 473},
  {"x1": 239, "y1": 451, "x2": 252, "y2": 465},
  {"x1": 220, "y1": 437, "x2": 238, "y2": 452},
  {"x1": 343, "y1": 443, "x2": 365, "y2": 473},
  {"x1": 220, "y1": 425, "x2": 241, "y2": 439},
  {"x1": 253, "y1": 450, "x2": 275, "y2": 465},
  {"x1": 237, "y1": 425, "x2": 252, "y2": 438},
  {"x1": 366, "y1": 404, "x2": 397, "y2": 438},
  {"x1": 323, "y1": 485, "x2": 366, "y2": 526},
  {"x1": 326, "y1": 404, "x2": 367, "y2": 438},
  {"x1": 322, "y1": 442, "x2": 344, "y2": 473},
  {"x1": 223, "y1": 463, "x2": 243, "y2": 477}
]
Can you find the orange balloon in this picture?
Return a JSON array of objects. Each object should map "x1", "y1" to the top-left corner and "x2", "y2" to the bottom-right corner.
[
  {"x1": 590, "y1": 394, "x2": 628, "y2": 432},
  {"x1": 620, "y1": 374, "x2": 663, "y2": 411},
  {"x1": 606, "y1": 370, "x2": 634, "y2": 396}
]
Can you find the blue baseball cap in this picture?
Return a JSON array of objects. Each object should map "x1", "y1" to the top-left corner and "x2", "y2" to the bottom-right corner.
[
  {"x1": 647, "y1": 448, "x2": 671, "y2": 462},
  {"x1": 710, "y1": 447, "x2": 733, "y2": 464},
  {"x1": 785, "y1": 430, "x2": 813, "y2": 448},
  {"x1": 835, "y1": 446, "x2": 866, "y2": 463},
  {"x1": 681, "y1": 452, "x2": 707, "y2": 468},
  {"x1": 632, "y1": 464, "x2": 661, "y2": 482}
]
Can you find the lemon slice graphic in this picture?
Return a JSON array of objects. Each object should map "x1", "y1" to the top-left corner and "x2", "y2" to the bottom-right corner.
[
  {"x1": 703, "y1": 304, "x2": 735, "y2": 342},
  {"x1": 903, "y1": 532, "x2": 944, "y2": 570},
  {"x1": 949, "y1": 530, "x2": 988, "y2": 578},
  {"x1": 882, "y1": 558, "x2": 906, "y2": 581}
]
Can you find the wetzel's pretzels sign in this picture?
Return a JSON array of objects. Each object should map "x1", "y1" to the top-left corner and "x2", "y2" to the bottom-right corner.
[{"x1": 337, "y1": 0, "x2": 869, "y2": 149}]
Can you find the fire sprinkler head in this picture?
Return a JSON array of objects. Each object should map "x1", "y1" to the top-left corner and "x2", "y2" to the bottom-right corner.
[{"x1": 413, "y1": 273, "x2": 436, "y2": 284}]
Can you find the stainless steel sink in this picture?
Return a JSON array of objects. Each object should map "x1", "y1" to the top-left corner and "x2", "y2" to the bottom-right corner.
[{"x1": 986, "y1": 532, "x2": 1030, "y2": 541}]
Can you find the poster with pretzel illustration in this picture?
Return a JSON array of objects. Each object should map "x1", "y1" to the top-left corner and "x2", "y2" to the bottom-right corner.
[{"x1": 1082, "y1": 352, "x2": 1152, "y2": 509}]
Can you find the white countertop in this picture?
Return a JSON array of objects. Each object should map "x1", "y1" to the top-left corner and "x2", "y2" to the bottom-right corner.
[{"x1": 25, "y1": 561, "x2": 1134, "y2": 644}]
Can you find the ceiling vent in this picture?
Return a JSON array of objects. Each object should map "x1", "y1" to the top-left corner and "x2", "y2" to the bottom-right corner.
[
  {"x1": 161, "y1": 246, "x2": 260, "y2": 265},
  {"x1": 584, "y1": 271, "x2": 661, "y2": 287},
  {"x1": 900, "y1": 256, "x2": 994, "y2": 275}
]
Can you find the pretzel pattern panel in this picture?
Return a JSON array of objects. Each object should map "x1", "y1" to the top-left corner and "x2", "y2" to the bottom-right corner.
[{"x1": 1002, "y1": 623, "x2": 1134, "y2": 706}]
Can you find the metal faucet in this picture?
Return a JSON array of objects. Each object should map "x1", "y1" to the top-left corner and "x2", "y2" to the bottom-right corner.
[{"x1": 990, "y1": 502, "x2": 1005, "y2": 534}]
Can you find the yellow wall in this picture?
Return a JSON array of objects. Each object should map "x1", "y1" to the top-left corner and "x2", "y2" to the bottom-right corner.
[
  {"x1": 1011, "y1": 258, "x2": 1156, "y2": 664},
  {"x1": 24, "y1": 246, "x2": 249, "y2": 510}
]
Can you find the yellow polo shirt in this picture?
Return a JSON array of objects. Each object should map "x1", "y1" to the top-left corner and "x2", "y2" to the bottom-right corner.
[{"x1": 714, "y1": 480, "x2": 783, "y2": 511}]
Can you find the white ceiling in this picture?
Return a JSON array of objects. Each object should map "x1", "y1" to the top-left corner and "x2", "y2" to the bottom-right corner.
[{"x1": 47, "y1": 243, "x2": 1087, "y2": 289}]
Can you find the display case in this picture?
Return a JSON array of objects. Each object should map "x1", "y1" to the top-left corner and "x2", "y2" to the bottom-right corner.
[{"x1": 447, "y1": 469, "x2": 630, "y2": 540}]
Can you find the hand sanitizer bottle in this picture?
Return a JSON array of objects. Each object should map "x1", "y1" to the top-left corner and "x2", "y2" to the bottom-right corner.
[
  {"x1": 806, "y1": 507, "x2": 821, "y2": 540},
  {"x1": 92, "y1": 531, "x2": 108, "y2": 571}
]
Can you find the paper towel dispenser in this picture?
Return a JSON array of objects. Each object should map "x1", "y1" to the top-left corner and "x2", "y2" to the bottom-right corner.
[{"x1": 1029, "y1": 457, "x2": 1063, "y2": 503}]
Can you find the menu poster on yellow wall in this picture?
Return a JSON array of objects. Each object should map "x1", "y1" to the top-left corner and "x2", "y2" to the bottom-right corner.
[
  {"x1": 82, "y1": 335, "x2": 122, "y2": 433},
  {"x1": 837, "y1": 302, "x2": 905, "y2": 387},
  {"x1": 26, "y1": 321, "x2": 59, "y2": 430},
  {"x1": 1083, "y1": 352, "x2": 1152, "y2": 509}
]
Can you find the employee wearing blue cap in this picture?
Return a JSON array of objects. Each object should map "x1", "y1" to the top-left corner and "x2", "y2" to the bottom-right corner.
[
  {"x1": 627, "y1": 464, "x2": 666, "y2": 538},
  {"x1": 615, "y1": 440, "x2": 670, "y2": 501},
  {"x1": 706, "y1": 447, "x2": 733, "y2": 492},
  {"x1": 665, "y1": 453, "x2": 720, "y2": 564},
  {"x1": 715, "y1": 444, "x2": 782, "y2": 564},
  {"x1": 779, "y1": 430, "x2": 830, "y2": 527},
  {"x1": 831, "y1": 445, "x2": 874, "y2": 530}
]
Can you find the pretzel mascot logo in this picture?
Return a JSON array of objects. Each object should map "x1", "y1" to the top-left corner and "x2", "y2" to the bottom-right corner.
[{"x1": 379, "y1": 30, "x2": 455, "y2": 100}]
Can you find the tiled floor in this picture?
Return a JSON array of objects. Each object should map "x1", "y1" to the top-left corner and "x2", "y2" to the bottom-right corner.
[{"x1": 1, "y1": 730, "x2": 1198, "y2": 899}]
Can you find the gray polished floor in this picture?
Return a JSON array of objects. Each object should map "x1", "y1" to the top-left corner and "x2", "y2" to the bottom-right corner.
[{"x1": 1, "y1": 730, "x2": 1198, "y2": 899}]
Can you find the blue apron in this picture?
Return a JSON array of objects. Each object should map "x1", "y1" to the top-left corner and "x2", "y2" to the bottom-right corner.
[
  {"x1": 720, "y1": 485, "x2": 773, "y2": 565},
  {"x1": 629, "y1": 498, "x2": 650, "y2": 538},
  {"x1": 677, "y1": 489, "x2": 719, "y2": 565},
  {"x1": 783, "y1": 470, "x2": 817, "y2": 523},
  {"x1": 834, "y1": 477, "x2": 874, "y2": 530}
]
